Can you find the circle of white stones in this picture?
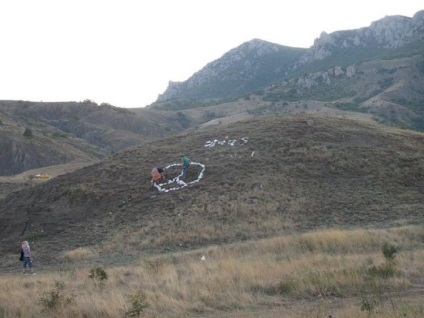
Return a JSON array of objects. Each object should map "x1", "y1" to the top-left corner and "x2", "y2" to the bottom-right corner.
[{"x1": 153, "y1": 162, "x2": 205, "y2": 193}]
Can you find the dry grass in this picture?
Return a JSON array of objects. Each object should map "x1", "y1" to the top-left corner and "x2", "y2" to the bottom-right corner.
[
  {"x1": 2, "y1": 115, "x2": 423, "y2": 270},
  {"x1": 1, "y1": 115, "x2": 423, "y2": 318},
  {"x1": 62, "y1": 247, "x2": 96, "y2": 262},
  {"x1": 1, "y1": 225, "x2": 423, "y2": 317}
]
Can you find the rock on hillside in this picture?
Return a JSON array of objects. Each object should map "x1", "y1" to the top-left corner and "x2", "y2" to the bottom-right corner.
[{"x1": 0, "y1": 115, "x2": 423, "y2": 271}]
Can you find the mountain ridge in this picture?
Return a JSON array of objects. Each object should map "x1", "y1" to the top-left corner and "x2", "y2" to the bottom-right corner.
[
  {"x1": 296, "y1": 10, "x2": 424, "y2": 67},
  {"x1": 1, "y1": 10, "x2": 424, "y2": 178},
  {"x1": 157, "y1": 39, "x2": 306, "y2": 101},
  {"x1": 156, "y1": 10, "x2": 424, "y2": 103}
]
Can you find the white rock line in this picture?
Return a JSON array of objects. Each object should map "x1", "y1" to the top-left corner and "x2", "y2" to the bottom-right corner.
[
  {"x1": 153, "y1": 162, "x2": 206, "y2": 193},
  {"x1": 204, "y1": 137, "x2": 248, "y2": 148}
]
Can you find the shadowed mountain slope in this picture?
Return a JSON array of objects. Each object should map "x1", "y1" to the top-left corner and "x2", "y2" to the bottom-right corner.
[
  {"x1": 0, "y1": 100, "x2": 189, "y2": 176},
  {"x1": 0, "y1": 114, "x2": 423, "y2": 272}
]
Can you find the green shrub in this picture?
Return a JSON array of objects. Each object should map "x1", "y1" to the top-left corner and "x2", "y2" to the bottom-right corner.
[
  {"x1": 176, "y1": 111, "x2": 191, "y2": 128},
  {"x1": 125, "y1": 291, "x2": 149, "y2": 317},
  {"x1": 64, "y1": 185, "x2": 87, "y2": 203},
  {"x1": 382, "y1": 242, "x2": 398, "y2": 263},
  {"x1": 360, "y1": 296, "x2": 378, "y2": 316},
  {"x1": 40, "y1": 281, "x2": 74, "y2": 312},
  {"x1": 23, "y1": 128, "x2": 33, "y2": 138},
  {"x1": 89, "y1": 267, "x2": 108, "y2": 281}
]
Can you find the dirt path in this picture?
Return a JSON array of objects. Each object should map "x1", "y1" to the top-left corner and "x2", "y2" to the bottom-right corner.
[
  {"x1": 0, "y1": 160, "x2": 97, "y2": 199},
  {"x1": 0, "y1": 160, "x2": 96, "y2": 184}
]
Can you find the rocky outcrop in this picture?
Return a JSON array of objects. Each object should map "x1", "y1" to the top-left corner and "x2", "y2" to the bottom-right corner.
[
  {"x1": 284, "y1": 65, "x2": 357, "y2": 89},
  {"x1": 298, "y1": 10, "x2": 424, "y2": 66},
  {"x1": 294, "y1": 65, "x2": 357, "y2": 89},
  {"x1": 157, "y1": 11, "x2": 424, "y2": 103}
]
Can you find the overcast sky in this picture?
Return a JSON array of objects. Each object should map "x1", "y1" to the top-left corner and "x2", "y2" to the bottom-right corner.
[{"x1": 0, "y1": 1, "x2": 422, "y2": 108}]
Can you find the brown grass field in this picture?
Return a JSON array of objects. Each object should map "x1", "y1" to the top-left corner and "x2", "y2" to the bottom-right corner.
[
  {"x1": 0, "y1": 226, "x2": 423, "y2": 317},
  {"x1": 0, "y1": 114, "x2": 423, "y2": 317}
]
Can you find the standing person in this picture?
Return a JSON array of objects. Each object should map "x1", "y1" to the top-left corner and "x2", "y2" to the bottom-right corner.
[
  {"x1": 151, "y1": 167, "x2": 165, "y2": 185},
  {"x1": 181, "y1": 156, "x2": 191, "y2": 178},
  {"x1": 21, "y1": 241, "x2": 35, "y2": 275}
]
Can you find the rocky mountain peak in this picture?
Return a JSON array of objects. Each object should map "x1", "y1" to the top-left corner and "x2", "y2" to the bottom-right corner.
[
  {"x1": 298, "y1": 10, "x2": 424, "y2": 66},
  {"x1": 155, "y1": 10, "x2": 424, "y2": 105},
  {"x1": 157, "y1": 39, "x2": 305, "y2": 102}
]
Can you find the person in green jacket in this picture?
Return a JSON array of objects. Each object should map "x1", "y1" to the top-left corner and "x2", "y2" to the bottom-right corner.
[{"x1": 181, "y1": 156, "x2": 191, "y2": 178}]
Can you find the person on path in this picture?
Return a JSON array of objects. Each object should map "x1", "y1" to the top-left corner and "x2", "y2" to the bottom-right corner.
[
  {"x1": 151, "y1": 167, "x2": 165, "y2": 185},
  {"x1": 21, "y1": 241, "x2": 35, "y2": 275},
  {"x1": 181, "y1": 156, "x2": 191, "y2": 178}
]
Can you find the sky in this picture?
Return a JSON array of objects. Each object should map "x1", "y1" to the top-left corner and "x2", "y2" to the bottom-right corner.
[{"x1": 0, "y1": 1, "x2": 423, "y2": 108}]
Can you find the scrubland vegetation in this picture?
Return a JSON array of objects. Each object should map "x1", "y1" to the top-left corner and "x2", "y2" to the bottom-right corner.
[
  {"x1": 1, "y1": 115, "x2": 423, "y2": 317},
  {"x1": 1, "y1": 225, "x2": 423, "y2": 317}
]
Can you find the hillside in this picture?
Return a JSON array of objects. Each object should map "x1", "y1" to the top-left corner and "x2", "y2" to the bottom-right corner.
[
  {"x1": 0, "y1": 100, "x2": 190, "y2": 176},
  {"x1": 152, "y1": 11, "x2": 424, "y2": 132},
  {"x1": 1, "y1": 10, "x2": 424, "y2": 318},
  {"x1": 156, "y1": 39, "x2": 306, "y2": 102},
  {"x1": 1, "y1": 114, "x2": 423, "y2": 272},
  {"x1": 258, "y1": 54, "x2": 424, "y2": 130},
  {"x1": 2, "y1": 11, "x2": 424, "y2": 180},
  {"x1": 156, "y1": 10, "x2": 424, "y2": 104}
]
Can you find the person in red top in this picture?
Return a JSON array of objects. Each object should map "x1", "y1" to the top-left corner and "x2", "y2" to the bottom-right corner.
[
  {"x1": 150, "y1": 167, "x2": 165, "y2": 185},
  {"x1": 21, "y1": 241, "x2": 35, "y2": 275}
]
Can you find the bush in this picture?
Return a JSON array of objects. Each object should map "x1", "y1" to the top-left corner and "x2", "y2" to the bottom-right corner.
[
  {"x1": 23, "y1": 128, "x2": 33, "y2": 138},
  {"x1": 89, "y1": 267, "x2": 108, "y2": 281},
  {"x1": 360, "y1": 296, "x2": 378, "y2": 316},
  {"x1": 382, "y1": 242, "x2": 398, "y2": 263},
  {"x1": 125, "y1": 291, "x2": 149, "y2": 317},
  {"x1": 40, "y1": 281, "x2": 74, "y2": 312}
]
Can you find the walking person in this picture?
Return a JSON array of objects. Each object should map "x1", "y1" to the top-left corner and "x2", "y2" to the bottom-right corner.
[
  {"x1": 21, "y1": 241, "x2": 35, "y2": 275},
  {"x1": 181, "y1": 156, "x2": 191, "y2": 178}
]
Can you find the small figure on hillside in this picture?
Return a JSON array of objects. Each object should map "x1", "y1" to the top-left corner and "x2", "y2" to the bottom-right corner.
[
  {"x1": 181, "y1": 156, "x2": 191, "y2": 178},
  {"x1": 151, "y1": 167, "x2": 165, "y2": 185},
  {"x1": 21, "y1": 241, "x2": 35, "y2": 275}
]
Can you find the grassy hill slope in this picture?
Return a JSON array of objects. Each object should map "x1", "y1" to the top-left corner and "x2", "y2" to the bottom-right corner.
[{"x1": 0, "y1": 114, "x2": 423, "y2": 272}]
